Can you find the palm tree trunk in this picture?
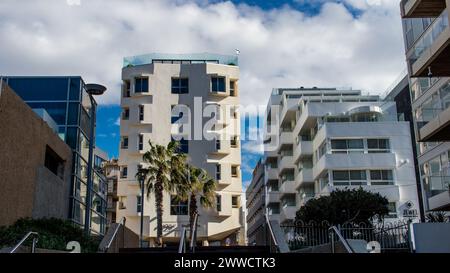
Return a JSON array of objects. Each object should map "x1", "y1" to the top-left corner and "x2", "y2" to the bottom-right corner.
[
  {"x1": 189, "y1": 193, "x2": 197, "y2": 238},
  {"x1": 155, "y1": 180, "x2": 164, "y2": 247}
]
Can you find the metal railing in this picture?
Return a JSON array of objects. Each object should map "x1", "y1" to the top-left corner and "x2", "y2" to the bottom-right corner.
[
  {"x1": 100, "y1": 217, "x2": 126, "y2": 253},
  {"x1": 190, "y1": 214, "x2": 199, "y2": 253},
  {"x1": 10, "y1": 232, "x2": 39, "y2": 253},
  {"x1": 330, "y1": 226, "x2": 354, "y2": 253},
  {"x1": 265, "y1": 214, "x2": 279, "y2": 253},
  {"x1": 282, "y1": 220, "x2": 412, "y2": 253},
  {"x1": 178, "y1": 227, "x2": 187, "y2": 254}
]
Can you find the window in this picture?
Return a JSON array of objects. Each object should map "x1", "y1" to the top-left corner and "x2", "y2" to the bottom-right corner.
[
  {"x1": 386, "y1": 202, "x2": 397, "y2": 218},
  {"x1": 231, "y1": 136, "x2": 238, "y2": 148},
  {"x1": 330, "y1": 139, "x2": 364, "y2": 154},
  {"x1": 179, "y1": 139, "x2": 189, "y2": 154},
  {"x1": 232, "y1": 196, "x2": 239, "y2": 208},
  {"x1": 216, "y1": 164, "x2": 221, "y2": 180},
  {"x1": 211, "y1": 77, "x2": 226, "y2": 92},
  {"x1": 216, "y1": 195, "x2": 222, "y2": 212},
  {"x1": 121, "y1": 137, "x2": 129, "y2": 149},
  {"x1": 137, "y1": 196, "x2": 142, "y2": 213},
  {"x1": 139, "y1": 105, "x2": 145, "y2": 121},
  {"x1": 44, "y1": 146, "x2": 65, "y2": 179},
  {"x1": 121, "y1": 166, "x2": 128, "y2": 179},
  {"x1": 122, "y1": 108, "x2": 130, "y2": 120},
  {"x1": 171, "y1": 78, "x2": 189, "y2": 94},
  {"x1": 367, "y1": 139, "x2": 390, "y2": 153},
  {"x1": 230, "y1": 80, "x2": 237, "y2": 96},
  {"x1": 216, "y1": 139, "x2": 221, "y2": 150},
  {"x1": 123, "y1": 80, "x2": 131, "y2": 97},
  {"x1": 138, "y1": 134, "x2": 144, "y2": 151},
  {"x1": 268, "y1": 203, "x2": 280, "y2": 215},
  {"x1": 332, "y1": 170, "x2": 367, "y2": 186},
  {"x1": 170, "y1": 196, "x2": 188, "y2": 215},
  {"x1": 135, "y1": 77, "x2": 149, "y2": 93},
  {"x1": 231, "y1": 165, "x2": 239, "y2": 178},
  {"x1": 370, "y1": 170, "x2": 394, "y2": 185}
]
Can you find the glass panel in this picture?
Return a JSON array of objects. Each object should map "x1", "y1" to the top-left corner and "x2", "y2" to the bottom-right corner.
[
  {"x1": 69, "y1": 78, "x2": 81, "y2": 101},
  {"x1": 7, "y1": 78, "x2": 69, "y2": 101},
  {"x1": 72, "y1": 200, "x2": 86, "y2": 225},
  {"x1": 67, "y1": 103, "x2": 79, "y2": 125},
  {"x1": 27, "y1": 102, "x2": 67, "y2": 125},
  {"x1": 333, "y1": 171, "x2": 349, "y2": 181},
  {"x1": 66, "y1": 127, "x2": 79, "y2": 150}
]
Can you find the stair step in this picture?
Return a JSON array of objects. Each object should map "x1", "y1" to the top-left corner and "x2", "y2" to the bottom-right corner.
[{"x1": 119, "y1": 246, "x2": 271, "y2": 254}]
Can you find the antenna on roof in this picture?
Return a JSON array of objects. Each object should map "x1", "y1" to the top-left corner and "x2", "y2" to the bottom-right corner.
[{"x1": 235, "y1": 49, "x2": 241, "y2": 55}]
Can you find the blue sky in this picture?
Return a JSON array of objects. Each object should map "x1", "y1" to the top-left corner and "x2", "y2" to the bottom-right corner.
[{"x1": 0, "y1": 0, "x2": 406, "y2": 190}]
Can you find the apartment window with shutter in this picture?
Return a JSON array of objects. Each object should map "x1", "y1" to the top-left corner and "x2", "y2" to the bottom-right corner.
[
  {"x1": 135, "y1": 77, "x2": 149, "y2": 93},
  {"x1": 123, "y1": 80, "x2": 131, "y2": 97},
  {"x1": 232, "y1": 196, "x2": 239, "y2": 208},
  {"x1": 216, "y1": 195, "x2": 222, "y2": 212},
  {"x1": 231, "y1": 165, "x2": 239, "y2": 178},
  {"x1": 121, "y1": 166, "x2": 128, "y2": 179},
  {"x1": 216, "y1": 164, "x2": 221, "y2": 180},
  {"x1": 211, "y1": 77, "x2": 226, "y2": 92},
  {"x1": 139, "y1": 105, "x2": 145, "y2": 121},
  {"x1": 138, "y1": 134, "x2": 144, "y2": 151},
  {"x1": 122, "y1": 108, "x2": 130, "y2": 120},
  {"x1": 121, "y1": 137, "x2": 129, "y2": 149}
]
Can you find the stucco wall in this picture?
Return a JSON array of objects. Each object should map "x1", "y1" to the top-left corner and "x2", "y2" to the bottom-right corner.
[{"x1": 0, "y1": 83, "x2": 72, "y2": 227}]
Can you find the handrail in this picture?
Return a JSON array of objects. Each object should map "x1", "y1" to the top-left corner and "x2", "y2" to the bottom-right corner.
[
  {"x1": 190, "y1": 213, "x2": 199, "y2": 253},
  {"x1": 10, "y1": 232, "x2": 39, "y2": 253},
  {"x1": 178, "y1": 227, "x2": 187, "y2": 254},
  {"x1": 265, "y1": 214, "x2": 279, "y2": 252},
  {"x1": 329, "y1": 226, "x2": 354, "y2": 253},
  {"x1": 102, "y1": 217, "x2": 126, "y2": 252}
]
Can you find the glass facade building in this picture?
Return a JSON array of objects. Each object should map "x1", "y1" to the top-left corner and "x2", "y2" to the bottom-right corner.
[{"x1": 3, "y1": 76, "x2": 107, "y2": 234}]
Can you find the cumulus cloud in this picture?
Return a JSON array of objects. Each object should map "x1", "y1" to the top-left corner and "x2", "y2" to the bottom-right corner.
[{"x1": 0, "y1": 0, "x2": 406, "y2": 108}]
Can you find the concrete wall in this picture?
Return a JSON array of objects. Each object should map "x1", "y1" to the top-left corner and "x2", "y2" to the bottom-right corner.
[{"x1": 0, "y1": 83, "x2": 72, "y2": 227}]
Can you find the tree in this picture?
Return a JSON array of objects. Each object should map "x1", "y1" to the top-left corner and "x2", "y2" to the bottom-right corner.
[
  {"x1": 176, "y1": 165, "x2": 216, "y2": 237},
  {"x1": 426, "y1": 211, "x2": 449, "y2": 223},
  {"x1": 137, "y1": 141, "x2": 186, "y2": 246},
  {"x1": 295, "y1": 188, "x2": 389, "y2": 225}
]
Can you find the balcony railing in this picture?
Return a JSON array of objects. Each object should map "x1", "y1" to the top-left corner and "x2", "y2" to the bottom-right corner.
[{"x1": 407, "y1": 9, "x2": 449, "y2": 70}]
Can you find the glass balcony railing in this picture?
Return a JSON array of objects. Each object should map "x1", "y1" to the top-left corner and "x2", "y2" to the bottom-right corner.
[
  {"x1": 408, "y1": 10, "x2": 449, "y2": 68},
  {"x1": 410, "y1": 77, "x2": 440, "y2": 101}
]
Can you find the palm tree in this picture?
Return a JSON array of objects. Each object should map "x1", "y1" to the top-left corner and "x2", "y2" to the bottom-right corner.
[
  {"x1": 137, "y1": 140, "x2": 186, "y2": 246},
  {"x1": 177, "y1": 165, "x2": 217, "y2": 237}
]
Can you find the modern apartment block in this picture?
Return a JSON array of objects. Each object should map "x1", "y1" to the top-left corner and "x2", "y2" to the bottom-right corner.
[
  {"x1": 0, "y1": 80, "x2": 72, "y2": 227},
  {"x1": 2, "y1": 76, "x2": 108, "y2": 235},
  {"x1": 400, "y1": 0, "x2": 450, "y2": 211},
  {"x1": 246, "y1": 158, "x2": 267, "y2": 246},
  {"x1": 261, "y1": 87, "x2": 421, "y2": 225},
  {"x1": 117, "y1": 53, "x2": 244, "y2": 246}
]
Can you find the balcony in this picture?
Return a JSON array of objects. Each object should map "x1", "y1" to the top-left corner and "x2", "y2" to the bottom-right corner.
[
  {"x1": 280, "y1": 205, "x2": 296, "y2": 223},
  {"x1": 280, "y1": 180, "x2": 297, "y2": 196},
  {"x1": 295, "y1": 168, "x2": 314, "y2": 190},
  {"x1": 293, "y1": 140, "x2": 313, "y2": 162},
  {"x1": 278, "y1": 156, "x2": 294, "y2": 172},
  {"x1": 267, "y1": 191, "x2": 280, "y2": 203},
  {"x1": 401, "y1": 0, "x2": 447, "y2": 18},
  {"x1": 407, "y1": 9, "x2": 450, "y2": 77},
  {"x1": 418, "y1": 106, "x2": 450, "y2": 141},
  {"x1": 213, "y1": 140, "x2": 231, "y2": 155},
  {"x1": 265, "y1": 166, "x2": 279, "y2": 182},
  {"x1": 313, "y1": 153, "x2": 396, "y2": 180}
]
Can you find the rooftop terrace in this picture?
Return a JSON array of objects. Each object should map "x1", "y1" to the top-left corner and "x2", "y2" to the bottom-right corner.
[{"x1": 123, "y1": 53, "x2": 239, "y2": 68}]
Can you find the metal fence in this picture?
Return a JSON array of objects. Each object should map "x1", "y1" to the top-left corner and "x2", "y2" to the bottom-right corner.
[{"x1": 281, "y1": 220, "x2": 412, "y2": 253}]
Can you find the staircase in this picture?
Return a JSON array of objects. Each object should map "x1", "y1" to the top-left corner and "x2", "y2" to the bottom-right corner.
[{"x1": 119, "y1": 245, "x2": 271, "y2": 254}]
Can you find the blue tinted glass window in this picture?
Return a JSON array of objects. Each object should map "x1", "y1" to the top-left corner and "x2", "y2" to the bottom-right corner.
[
  {"x1": 27, "y1": 102, "x2": 67, "y2": 125},
  {"x1": 80, "y1": 108, "x2": 91, "y2": 137},
  {"x1": 67, "y1": 103, "x2": 80, "y2": 125},
  {"x1": 171, "y1": 78, "x2": 189, "y2": 94},
  {"x1": 135, "y1": 78, "x2": 149, "y2": 93},
  {"x1": 7, "y1": 78, "x2": 69, "y2": 101},
  {"x1": 66, "y1": 127, "x2": 79, "y2": 150},
  {"x1": 211, "y1": 77, "x2": 225, "y2": 92},
  {"x1": 69, "y1": 78, "x2": 81, "y2": 101}
]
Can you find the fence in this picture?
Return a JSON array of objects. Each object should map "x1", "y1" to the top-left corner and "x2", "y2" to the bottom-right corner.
[{"x1": 281, "y1": 220, "x2": 411, "y2": 253}]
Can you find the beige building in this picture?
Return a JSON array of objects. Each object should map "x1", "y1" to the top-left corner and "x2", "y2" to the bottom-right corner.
[
  {"x1": 0, "y1": 80, "x2": 73, "y2": 227},
  {"x1": 117, "y1": 53, "x2": 244, "y2": 246}
]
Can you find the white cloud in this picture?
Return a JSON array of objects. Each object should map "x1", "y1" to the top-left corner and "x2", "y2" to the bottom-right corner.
[
  {"x1": 0, "y1": 0, "x2": 406, "y2": 108},
  {"x1": 115, "y1": 117, "x2": 120, "y2": 126}
]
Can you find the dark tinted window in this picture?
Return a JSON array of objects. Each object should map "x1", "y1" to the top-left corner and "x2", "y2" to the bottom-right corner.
[
  {"x1": 8, "y1": 78, "x2": 69, "y2": 101},
  {"x1": 67, "y1": 103, "x2": 80, "y2": 125},
  {"x1": 135, "y1": 78, "x2": 149, "y2": 93},
  {"x1": 69, "y1": 78, "x2": 81, "y2": 101},
  {"x1": 211, "y1": 77, "x2": 225, "y2": 92},
  {"x1": 27, "y1": 102, "x2": 67, "y2": 124}
]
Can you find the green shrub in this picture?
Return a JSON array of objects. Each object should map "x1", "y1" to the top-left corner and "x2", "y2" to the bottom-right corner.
[{"x1": 0, "y1": 218, "x2": 101, "y2": 253}]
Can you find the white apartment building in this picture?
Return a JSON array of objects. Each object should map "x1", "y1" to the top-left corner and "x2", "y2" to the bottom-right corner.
[
  {"x1": 117, "y1": 53, "x2": 244, "y2": 246},
  {"x1": 263, "y1": 87, "x2": 421, "y2": 225}
]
